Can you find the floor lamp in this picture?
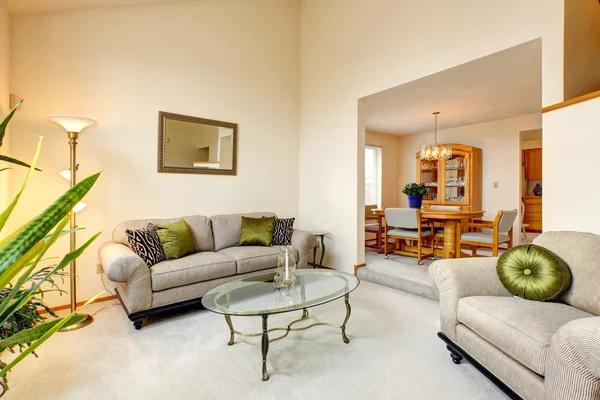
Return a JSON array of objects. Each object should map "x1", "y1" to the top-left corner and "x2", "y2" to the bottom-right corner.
[{"x1": 47, "y1": 114, "x2": 97, "y2": 331}]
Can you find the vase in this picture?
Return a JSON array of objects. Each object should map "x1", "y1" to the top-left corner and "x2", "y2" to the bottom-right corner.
[
  {"x1": 274, "y1": 246, "x2": 297, "y2": 289},
  {"x1": 407, "y1": 195, "x2": 423, "y2": 209},
  {"x1": 533, "y1": 184, "x2": 542, "y2": 196}
]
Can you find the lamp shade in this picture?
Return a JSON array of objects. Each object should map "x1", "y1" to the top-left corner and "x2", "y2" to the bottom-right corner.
[
  {"x1": 47, "y1": 114, "x2": 96, "y2": 133},
  {"x1": 59, "y1": 169, "x2": 71, "y2": 181},
  {"x1": 73, "y1": 202, "x2": 87, "y2": 213}
]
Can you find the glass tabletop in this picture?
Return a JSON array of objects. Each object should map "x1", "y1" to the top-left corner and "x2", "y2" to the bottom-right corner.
[{"x1": 201, "y1": 269, "x2": 360, "y2": 316}]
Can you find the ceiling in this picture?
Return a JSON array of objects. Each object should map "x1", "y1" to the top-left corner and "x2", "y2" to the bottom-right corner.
[
  {"x1": 5, "y1": 0, "x2": 192, "y2": 14},
  {"x1": 363, "y1": 40, "x2": 542, "y2": 135}
]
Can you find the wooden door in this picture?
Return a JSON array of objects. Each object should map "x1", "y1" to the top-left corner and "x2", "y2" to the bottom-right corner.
[{"x1": 524, "y1": 148, "x2": 542, "y2": 180}]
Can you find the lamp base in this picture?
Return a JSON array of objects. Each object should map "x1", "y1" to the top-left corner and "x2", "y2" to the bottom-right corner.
[{"x1": 59, "y1": 313, "x2": 94, "y2": 332}]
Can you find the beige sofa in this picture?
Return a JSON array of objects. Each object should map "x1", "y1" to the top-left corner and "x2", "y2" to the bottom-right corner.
[
  {"x1": 429, "y1": 231, "x2": 600, "y2": 400},
  {"x1": 99, "y1": 212, "x2": 317, "y2": 329}
]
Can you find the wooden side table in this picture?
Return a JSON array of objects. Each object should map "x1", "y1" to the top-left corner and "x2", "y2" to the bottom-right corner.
[{"x1": 311, "y1": 232, "x2": 328, "y2": 268}]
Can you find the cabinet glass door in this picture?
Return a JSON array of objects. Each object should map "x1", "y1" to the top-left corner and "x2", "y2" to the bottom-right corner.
[
  {"x1": 419, "y1": 158, "x2": 439, "y2": 202},
  {"x1": 443, "y1": 153, "x2": 468, "y2": 203}
]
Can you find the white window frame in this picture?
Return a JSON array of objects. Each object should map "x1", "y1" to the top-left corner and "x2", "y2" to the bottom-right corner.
[{"x1": 365, "y1": 145, "x2": 383, "y2": 209}]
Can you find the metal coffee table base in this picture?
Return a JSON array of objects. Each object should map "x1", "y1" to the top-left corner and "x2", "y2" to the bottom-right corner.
[{"x1": 223, "y1": 294, "x2": 352, "y2": 381}]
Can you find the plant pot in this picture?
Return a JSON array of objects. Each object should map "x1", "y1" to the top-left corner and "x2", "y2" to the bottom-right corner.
[{"x1": 407, "y1": 195, "x2": 423, "y2": 209}]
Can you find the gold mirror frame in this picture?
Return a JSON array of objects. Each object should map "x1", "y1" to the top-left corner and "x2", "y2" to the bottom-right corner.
[{"x1": 157, "y1": 111, "x2": 238, "y2": 175}]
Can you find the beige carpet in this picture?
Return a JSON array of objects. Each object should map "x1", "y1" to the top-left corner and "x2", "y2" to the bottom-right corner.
[{"x1": 6, "y1": 281, "x2": 507, "y2": 399}]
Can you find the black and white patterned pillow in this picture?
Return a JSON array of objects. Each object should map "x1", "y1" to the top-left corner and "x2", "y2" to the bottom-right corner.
[
  {"x1": 126, "y1": 225, "x2": 166, "y2": 267},
  {"x1": 272, "y1": 218, "x2": 295, "y2": 246}
]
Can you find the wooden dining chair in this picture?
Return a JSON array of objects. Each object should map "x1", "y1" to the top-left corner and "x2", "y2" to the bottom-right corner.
[
  {"x1": 365, "y1": 204, "x2": 383, "y2": 251},
  {"x1": 384, "y1": 208, "x2": 434, "y2": 265},
  {"x1": 456, "y1": 209, "x2": 518, "y2": 257},
  {"x1": 520, "y1": 200, "x2": 529, "y2": 241}
]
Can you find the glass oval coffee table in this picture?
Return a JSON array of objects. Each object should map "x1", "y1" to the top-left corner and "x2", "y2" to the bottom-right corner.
[{"x1": 201, "y1": 269, "x2": 360, "y2": 381}]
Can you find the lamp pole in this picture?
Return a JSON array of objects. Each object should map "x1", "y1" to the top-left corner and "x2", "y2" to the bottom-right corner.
[
  {"x1": 47, "y1": 114, "x2": 96, "y2": 332},
  {"x1": 60, "y1": 130, "x2": 93, "y2": 331}
]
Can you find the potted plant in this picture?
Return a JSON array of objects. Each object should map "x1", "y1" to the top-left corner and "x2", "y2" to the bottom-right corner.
[
  {"x1": 0, "y1": 100, "x2": 102, "y2": 396},
  {"x1": 402, "y1": 183, "x2": 427, "y2": 209}
]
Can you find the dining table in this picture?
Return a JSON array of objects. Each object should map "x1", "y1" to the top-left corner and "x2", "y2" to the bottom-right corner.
[{"x1": 372, "y1": 209, "x2": 485, "y2": 259}]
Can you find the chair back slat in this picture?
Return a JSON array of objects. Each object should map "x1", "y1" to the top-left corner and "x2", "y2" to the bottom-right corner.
[
  {"x1": 384, "y1": 208, "x2": 418, "y2": 229},
  {"x1": 498, "y1": 209, "x2": 518, "y2": 232}
]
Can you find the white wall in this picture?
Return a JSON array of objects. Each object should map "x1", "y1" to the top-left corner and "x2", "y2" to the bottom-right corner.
[
  {"x1": 396, "y1": 114, "x2": 542, "y2": 240},
  {"x1": 299, "y1": 0, "x2": 564, "y2": 271},
  {"x1": 544, "y1": 96, "x2": 600, "y2": 233},
  {"x1": 9, "y1": 0, "x2": 300, "y2": 306},
  {"x1": 0, "y1": 0, "x2": 9, "y2": 212}
]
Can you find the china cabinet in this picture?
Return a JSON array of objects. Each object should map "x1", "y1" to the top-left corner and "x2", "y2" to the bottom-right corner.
[{"x1": 416, "y1": 144, "x2": 482, "y2": 211}]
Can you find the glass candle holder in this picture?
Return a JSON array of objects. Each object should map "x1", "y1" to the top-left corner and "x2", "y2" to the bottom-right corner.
[{"x1": 274, "y1": 246, "x2": 297, "y2": 289}]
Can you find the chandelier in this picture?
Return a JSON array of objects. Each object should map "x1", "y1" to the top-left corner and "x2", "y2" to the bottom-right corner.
[{"x1": 420, "y1": 112, "x2": 452, "y2": 160}]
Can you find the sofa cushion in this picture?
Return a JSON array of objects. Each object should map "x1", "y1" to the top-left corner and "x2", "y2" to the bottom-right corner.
[
  {"x1": 125, "y1": 226, "x2": 166, "y2": 267},
  {"x1": 150, "y1": 252, "x2": 236, "y2": 291},
  {"x1": 155, "y1": 220, "x2": 196, "y2": 260},
  {"x1": 497, "y1": 244, "x2": 571, "y2": 301},
  {"x1": 238, "y1": 216, "x2": 276, "y2": 246},
  {"x1": 533, "y1": 231, "x2": 600, "y2": 315},
  {"x1": 218, "y1": 246, "x2": 289, "y2": 274},
  {"x1": 211, "y1": 212, "x2": 276, "y2": 251},
  {"x1": 114, "y1": 215, "x2": 214, "y2": 252},
  {"x1": 272, "y1": 217, "x2": 295, "y2": 245},
  {"x1": 457, "y1": 296, "x2": 593, "y2": 376}
]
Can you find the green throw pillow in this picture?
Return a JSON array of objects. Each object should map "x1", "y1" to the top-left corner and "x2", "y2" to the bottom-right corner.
[
  {"x1": 238, "y1": 216, "x2": 276, "y2": 246},
  {"x1": 497, "y1": 244, "x2": 571, "y2": 301},
  {"x1": 156, "y1": 219, "x2": 195, "y2": 260}
]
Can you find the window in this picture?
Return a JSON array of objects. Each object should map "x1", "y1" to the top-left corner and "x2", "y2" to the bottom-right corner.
[{"x1": 365, "y1": 146, "x2": 382, "y2": 207}]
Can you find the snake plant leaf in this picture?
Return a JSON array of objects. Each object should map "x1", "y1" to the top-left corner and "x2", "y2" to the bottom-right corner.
[
  {"x1": 0, "y1": 315, "x2": 87, "y2": 353},
  {"x1": 0, "y1": 172, "x2": 101, "y2": 275},
  {"x1": 0, "y1": 99, "x2": 22, "y2": 149},
  {"x1": 2, "y1": 224, "x2": 85, "y2": 248},
  {"x1": 42, "y1": 227, "x2": 84, "y2": 241},
  {"x1": 0, "y1": 241, "x2": 45, "y2": 290},
  {"x1": 0, "y1": 231, "x2": 102, "y2": 325},
  {"x1": 0, "y1": 137, "x2": 43, "y2": 233},
  {"x1": 0, "y1": 291, "x2": 104, "y2": 379},
  {"x1": 0, "y1": 155, "x2": 40, "y2": 171},
  {"x1": 0, "y1": 216, "x2": 69, "y2": 309},
  {"x1": 0, "y1": 220, "x2": 32, "y2": 249}
]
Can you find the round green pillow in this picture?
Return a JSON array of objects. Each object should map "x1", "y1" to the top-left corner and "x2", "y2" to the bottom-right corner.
[{"x1": 497, "y1": 244, "x2": 571, "y2": 301}]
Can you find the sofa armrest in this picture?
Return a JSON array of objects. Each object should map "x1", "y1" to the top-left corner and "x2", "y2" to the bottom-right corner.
[
  {"x1": 544, "y1": 317, "x2": 600, "y2": 399},
  {"x1": 291, "y1": 229, "x2": 318, "y2": 269},
  {"x1": 99, "y1": 242, "x2": 148, "y2": 283},
  {"x1": 98, "y1": 242, "x2": 152, "y2": 313},
  {"x1": 428, "y1": 257, "x2": 511, "y2": 341}
]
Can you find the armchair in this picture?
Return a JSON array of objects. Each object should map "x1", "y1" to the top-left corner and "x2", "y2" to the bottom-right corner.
[{"x1": 429, "y1": 231, "x2": 600, "y2": 399}]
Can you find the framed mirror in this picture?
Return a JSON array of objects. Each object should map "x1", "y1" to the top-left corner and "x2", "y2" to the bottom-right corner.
[{"x1": 158, "y1": 111, "x2": 237, "y2": 175}]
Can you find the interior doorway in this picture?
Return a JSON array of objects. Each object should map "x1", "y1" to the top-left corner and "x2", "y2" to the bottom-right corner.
[
  {"x1": 355, "y1": 39, "x2": 542, "y2": 299},
  {"x1": 519, "y1": 129, "x2": 543, "y2": 244}
]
